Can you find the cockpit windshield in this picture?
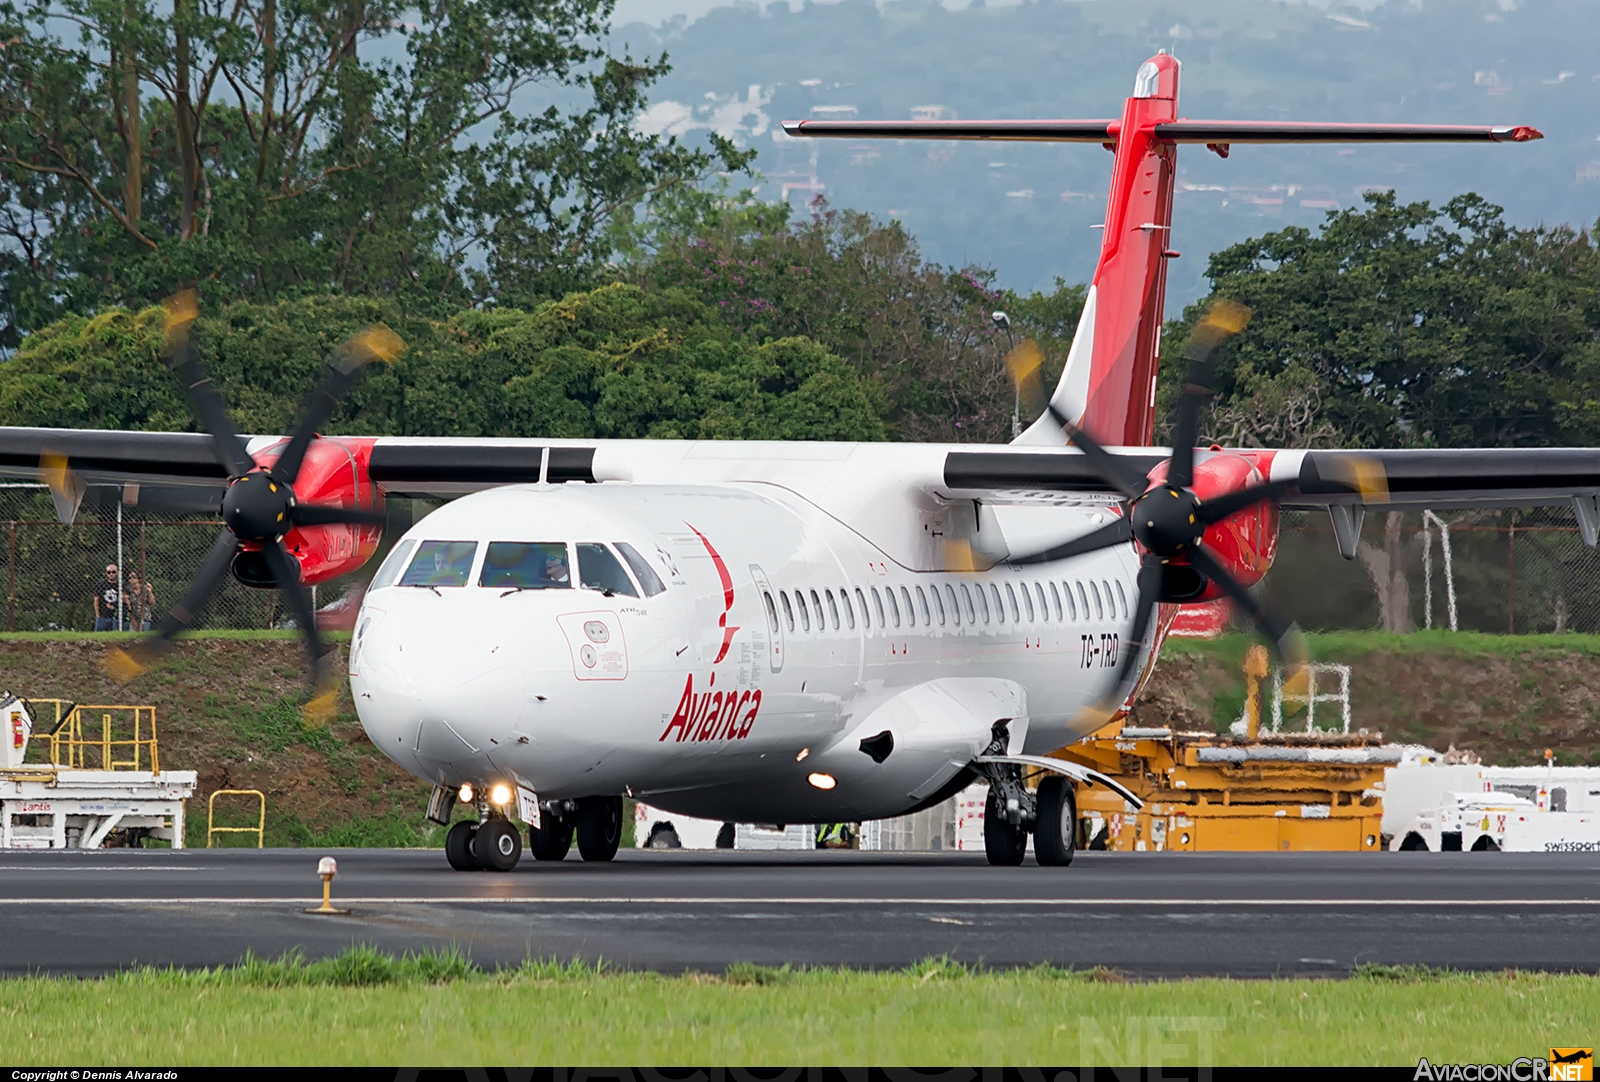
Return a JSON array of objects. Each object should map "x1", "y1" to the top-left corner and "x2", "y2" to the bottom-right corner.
[
  {"x1": 479, "y1": 542, "x2": 571, "y2": 589},
  {"x1": 399, "y1": 541, "x2": 478, "y2": 588},
  {"x1": 577, "y1": 543, "x2": 638, "y2": 597}
]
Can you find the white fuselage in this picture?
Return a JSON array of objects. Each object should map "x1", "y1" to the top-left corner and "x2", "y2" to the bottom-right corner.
[{"x1": 350, "y1": 440, "x2": 1145, "y2": 823}]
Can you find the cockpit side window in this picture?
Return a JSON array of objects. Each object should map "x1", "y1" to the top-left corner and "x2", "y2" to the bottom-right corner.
[
  {"x1": 478, "y1": 542, "x2": 571, "y2": 589},
  {"x1": 370, "y1": 539, "x2": 416, "y2": 591},
  {"x1": 615, "y1": 542, "x2": 667, "y2": 597},
  {"x1": 401, "y1": 541, "x2": 479, "y2": 588},
  {"x1": 577, "y1": 543, "x2": 639, "y2": 597}
]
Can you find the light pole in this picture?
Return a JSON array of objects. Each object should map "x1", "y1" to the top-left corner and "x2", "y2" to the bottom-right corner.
[{"x1": 992, "y1": 311, "x2": 1018, "y2": 438}]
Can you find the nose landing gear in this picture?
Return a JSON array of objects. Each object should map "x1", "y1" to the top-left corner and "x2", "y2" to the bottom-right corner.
[{"x1": 442, "y1": 793, "x2": 623, "y2": 870}]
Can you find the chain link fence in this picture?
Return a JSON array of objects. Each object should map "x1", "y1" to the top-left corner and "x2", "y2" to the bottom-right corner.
[
  {"x1": 0, "y1": 485, "x2": 410, "y2": 633},
  {"x1": 4, "y1": 482, "x2": 1600, "y2": 635}
]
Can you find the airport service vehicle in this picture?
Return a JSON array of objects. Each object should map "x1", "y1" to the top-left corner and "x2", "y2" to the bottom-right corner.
[
  {"x1": 0, "y1": 693, "x2": 196, "y2": 849},
  {"x1": 1386, "y1": 760, "x2": 1600, "y2": 852},
  {"x1": 0, "y1": 53, "x2": 1577, "y2": 871}
]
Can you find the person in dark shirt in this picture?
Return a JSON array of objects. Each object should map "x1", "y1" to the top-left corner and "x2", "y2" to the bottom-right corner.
[{"x1": 93, "y1": 564, "x2": 121, "y2": 632}]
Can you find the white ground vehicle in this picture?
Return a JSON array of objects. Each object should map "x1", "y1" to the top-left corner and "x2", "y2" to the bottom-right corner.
[{"x1": 1387, "y1": 759, "x2": 1600, "y2": 853}]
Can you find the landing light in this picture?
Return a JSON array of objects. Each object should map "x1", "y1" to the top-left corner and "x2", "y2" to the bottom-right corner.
[
  {"x1": 490, "y1": 783, "x2": 513, "y2": 806},
  {"x1": 458, "y1": 784, "x2": 474, "y2": 803},
  {"x1": 807, "y1": 772, "x2": 836, "y2": 790}
]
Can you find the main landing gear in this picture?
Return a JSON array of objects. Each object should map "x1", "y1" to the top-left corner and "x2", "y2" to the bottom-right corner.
[
  {"x1": 980, "y1": 762, "x2": 1077, "y2": 868},
  {"x1": 444, "y1": 794, "x2": 624, "y2": 872}
]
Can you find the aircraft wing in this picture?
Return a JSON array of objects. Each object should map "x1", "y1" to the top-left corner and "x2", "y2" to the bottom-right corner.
[{"x1": 782, "y1": 119, "x2": 1542, "y2": 144}]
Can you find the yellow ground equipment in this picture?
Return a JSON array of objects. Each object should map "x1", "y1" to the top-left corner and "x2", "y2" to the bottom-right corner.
[
  {"x1": 1054, "y1": 646, "x2": 1392, "y2": 852},
  {"x1": 207, "y1": 788, "x2": 266, "y2": 848}
]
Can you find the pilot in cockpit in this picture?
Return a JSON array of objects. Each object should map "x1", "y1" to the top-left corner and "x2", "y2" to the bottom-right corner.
[{"x1": 544, "y1": 551, "x2": 570, "y2": 585}]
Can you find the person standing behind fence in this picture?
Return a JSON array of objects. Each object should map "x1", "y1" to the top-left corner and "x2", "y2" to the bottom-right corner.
[
  {"x1": 125, "y1": 571, "x2": 154, "y2": 632},
  {"x1": 93, "y1": 564, "x2": 121, "y2": 632}
]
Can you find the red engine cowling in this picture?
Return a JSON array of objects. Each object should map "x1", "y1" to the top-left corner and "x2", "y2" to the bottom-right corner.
[
  {"x1": 232, "y1": 437, "x2": 385, "y2": 588},
  {"x1": 1148, "y1": 449, "x2": 1280, "y2": 602}
]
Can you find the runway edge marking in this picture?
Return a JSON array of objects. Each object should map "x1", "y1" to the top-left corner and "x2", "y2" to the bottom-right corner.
[{"x1": 0, "y1": 896, "x2": 1597, "y2": 907}]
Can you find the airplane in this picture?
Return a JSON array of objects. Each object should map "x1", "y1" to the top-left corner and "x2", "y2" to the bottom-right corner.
[{"x1": 0, "y1": 51, "x2": 1579, "y2": 871}]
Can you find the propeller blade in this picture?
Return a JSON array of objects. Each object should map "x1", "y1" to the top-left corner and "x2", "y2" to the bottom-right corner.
[
  {"x1": 259, "y1": 540, "x2": 336, "y2": 723},
  {"x1": 106, "y1": 528, "x2": 239, "y2": 681},
  {"x1": 290, "y1": 503, "x2": 387, "y2": 528},
  {"x1": 1004, "y1": 338, "x2": 1049, "y2": 424},
  {"x1": 1197, "y1": 479, "x2": 1297, "y2": 524},
  {"x1": 272, "y1": 325, "x2": 405, "y2": 485},
  {"x1": 1168, "y1": 299, "x2": 1250, "y2": 489},
  {"x1": 1318, "y1": 453, "x2": 1391, "y2": 503},
  {"x1": 1184, "y1": 543, "x2": 1306, "y2": 667},
  {"x1": 160, "y1": 291, "x2": 256, "y2": 479},
  {"x1": 1103, "y1": 552, "x2": 1166, "y2": 702},
  {"x1": 1008, "y1": 515, "x2": 1132, "y2": 565},
  {"x1": 1048, "y1": 405, "x2": 1148, "y2": 500}
]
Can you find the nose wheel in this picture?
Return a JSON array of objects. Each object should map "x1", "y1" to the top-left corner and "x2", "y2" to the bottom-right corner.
[{"x1": 444, "y1": 817, "x2": 523, "y2": 871}]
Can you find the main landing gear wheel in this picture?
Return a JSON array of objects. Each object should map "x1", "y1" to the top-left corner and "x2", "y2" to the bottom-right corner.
[
  {"x1": 528, "y1": 815, "x2": 573, "y2": 862},
  {"x1": 1033, "y1": 776, "x2": 1077, "y2": 867},
  {"x1": 576, "y1": 795, "x2": 623, "y2": 862},
  {"x1": 984, "y1": 787, "x2": 1028, "y2": 866},
  {"x1": 445, "y1": 821, "x2": 482, "y2": 871},
  {"x1": 474, "y1": 817, "x2": 523, "y2": 871}
]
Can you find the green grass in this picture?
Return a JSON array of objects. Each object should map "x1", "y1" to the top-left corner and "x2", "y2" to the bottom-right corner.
[{"x1": 0, "y1": 946, "x2": 1592, "y2": 1066}]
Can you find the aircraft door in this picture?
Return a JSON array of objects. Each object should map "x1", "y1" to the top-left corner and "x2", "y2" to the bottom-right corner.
[{"x1": 749, "y1": 565, "x2": 784, "y2": 673}]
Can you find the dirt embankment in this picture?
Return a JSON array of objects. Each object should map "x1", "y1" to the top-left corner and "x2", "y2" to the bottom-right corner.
[
  {"x1": 3, "y1": 634, "x2": 1596, "y2": 849},
  {"x1": 1, "y1": 636, "x2": 430, "y2": 847},
  {"x1": 1133, "y1": 636, "x2": 1600, "y2": 766}
]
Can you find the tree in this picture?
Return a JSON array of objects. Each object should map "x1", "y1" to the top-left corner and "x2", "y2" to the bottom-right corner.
[
  {"x1": 0, "y1": 284, "x2": 887, "y2": 442},
  {"x1": 0, "y1": 0, "x2": 749, "y2": 345},
  {"x1": 640, "y1": 197, "x2": 1083, "y2": 443}
]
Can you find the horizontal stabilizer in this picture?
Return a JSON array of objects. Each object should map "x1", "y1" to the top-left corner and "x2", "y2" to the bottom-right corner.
[{"x1": 782, "y1": 119, "x2": 1542, "y2": 145}]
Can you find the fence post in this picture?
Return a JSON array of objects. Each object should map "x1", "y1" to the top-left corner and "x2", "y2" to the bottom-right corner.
[
  {"x1": 7, "y1": 519, "x2": 14, "y2": 633},
  {"x1": 1507, "y1": 514, "x2": 1516, "y2": 635}
]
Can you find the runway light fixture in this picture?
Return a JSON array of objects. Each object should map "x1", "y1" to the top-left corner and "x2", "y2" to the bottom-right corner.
[
  {"x1": 490, "y1": 783, "x2": 513, "y2": 806},
  {"x1": 458, "y1": 783, "x2": 474, "y2": 803},
  {"x1": 807, "y1": 772, "x2": 836, "y2": 790}
]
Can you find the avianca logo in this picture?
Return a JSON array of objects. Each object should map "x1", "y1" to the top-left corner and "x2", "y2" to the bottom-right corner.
[
  {"x1": 659, "y1": 672, "x2": 762, "y2": 742},
  {"x1": 688, "y1": 523, "x2": 739, "y2": 663}
]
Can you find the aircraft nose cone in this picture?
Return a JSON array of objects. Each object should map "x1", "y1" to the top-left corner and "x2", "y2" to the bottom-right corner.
[{"x1": 357, "y1": 617, "x2": 526, "y2": 747}]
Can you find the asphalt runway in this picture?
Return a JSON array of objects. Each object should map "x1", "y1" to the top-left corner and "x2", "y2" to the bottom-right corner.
[{"x1": 2, "y1": 847, "x2": 1599, "y2": 977}]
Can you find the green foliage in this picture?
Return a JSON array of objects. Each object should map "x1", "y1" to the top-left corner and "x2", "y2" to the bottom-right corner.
[
  {"x1": 0, "y1": 284, "x2": 886, "y2": 441},
  {"x1": 0, "y1": 0, "x2": 749, "y2": 344},
  {"x1": 1163, "y1": 192, "x2": 1600, "y2": 450}
]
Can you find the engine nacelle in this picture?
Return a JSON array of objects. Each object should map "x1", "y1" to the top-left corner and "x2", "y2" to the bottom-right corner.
[
  {"x1": 231, "y1": 436, "x2": 385, "y2": 589},
  {"x1": 1148, "y1": 449, "x2": 1280, "y2": 603}
]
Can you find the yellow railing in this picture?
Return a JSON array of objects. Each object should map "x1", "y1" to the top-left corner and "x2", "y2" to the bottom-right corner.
[
  {"x1": 25, "y1": 699, "x2": 159, "y2": 773},
  {"x1": 206, "y1": 790, "x2": 265, "y2": 851}
]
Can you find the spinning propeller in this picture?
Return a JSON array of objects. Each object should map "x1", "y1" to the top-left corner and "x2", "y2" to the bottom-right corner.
[
  {"x1": 1004, "y1": 301, "x2": 1383, "y2": 716},
  {"x1": 89, "y1": 291, "x2": 403, "y2": 720}
]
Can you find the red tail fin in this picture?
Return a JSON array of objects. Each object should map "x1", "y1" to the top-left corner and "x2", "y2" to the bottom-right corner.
[{"x1": 1026, "y1": 52, "x2": 1182, "y2": 448}]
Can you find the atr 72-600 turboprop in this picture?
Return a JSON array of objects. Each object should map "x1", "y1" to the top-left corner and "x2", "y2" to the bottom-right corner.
[{"x1": 0, "y1": 53, "x2": 1578, "y2": 869}]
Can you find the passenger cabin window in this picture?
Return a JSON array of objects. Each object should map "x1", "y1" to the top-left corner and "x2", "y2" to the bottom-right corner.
[
  {"x1": 1036, "y1": 583, "x2": 1049, "y2": 621},
  {"x1": 872, "y1": 587, "x2": 886, "y2": 627},
  {"x1": 961, "y1": 583, "x2": 977, "y2": 624},
  {"x1": 796, "y1": 590, "x2": 811, "y2": 632},
  {"x1": 917, "y1": 585, "x2": 932, "y2": 625},
  {"x1": 826, "y1": 590, "x2": 841, "y2": 630},
  {"x1": 781, "y1": 591, "x2": 795, "y2": 632},
  {"x1": 1090, "y1": 581, "x2": 1104, "y2": 621},
  {"x1": 370, "y1": 540, "x2": 417, "y2": 591},
  {"x1": 401, "y1": 541, "x2": 479, "y2": 588},
  {"x1": 855, "y1": 588, "x2": 871, "y2": 629},
  {"x1": 763, "y1": 592, "x2": 780, "y2": 634},
  {"x1": 887, "y1": 587, "x2": 902, "y2": 628},
  {"x1": 931, "y1": 585, "x2": 946, "y2": 626},
  {"x1": 1050, "y1": 582, "x2": 1063, "y2": 622},
  {"x1": 1115, "y1": 580, "x2": 1129, "y2": 619},
  {"x1": 991, "y1": 583, "x2": 1006, "y2": 623},
  {"x1": 946, "y1": 584, "x2": 962, "y2": 626},
  {"x1": 975, "y1": 583, "x2": 990, "y2": 624},
  {"x1": 1076, "y1": 581, "x2": 1089, "y2": 621},
  {"x1": 575, "y1": 544, "x2": 638, "y2": 596},
  {"x1": 900, "y1": 586, "x2": 915, "y2": 627},
  {"x1": 1102, "y1": 579, "x2": 1115, "y2": 618},
  {"x1": 615, "y1": 542, "x2": 667, "y2": 597},
  {"x1": 479, "y1": 541, "x2": 572, "y2": 589},
  {"x1": 1018, "y1": 582, "x2": 1034, "y2": 622},
  {"x1": 810, "y1": 589, "x2": 825, "y2": 630},
  {"x1": 840, "y1": 588, "x2": 856, "y2": 629}
]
